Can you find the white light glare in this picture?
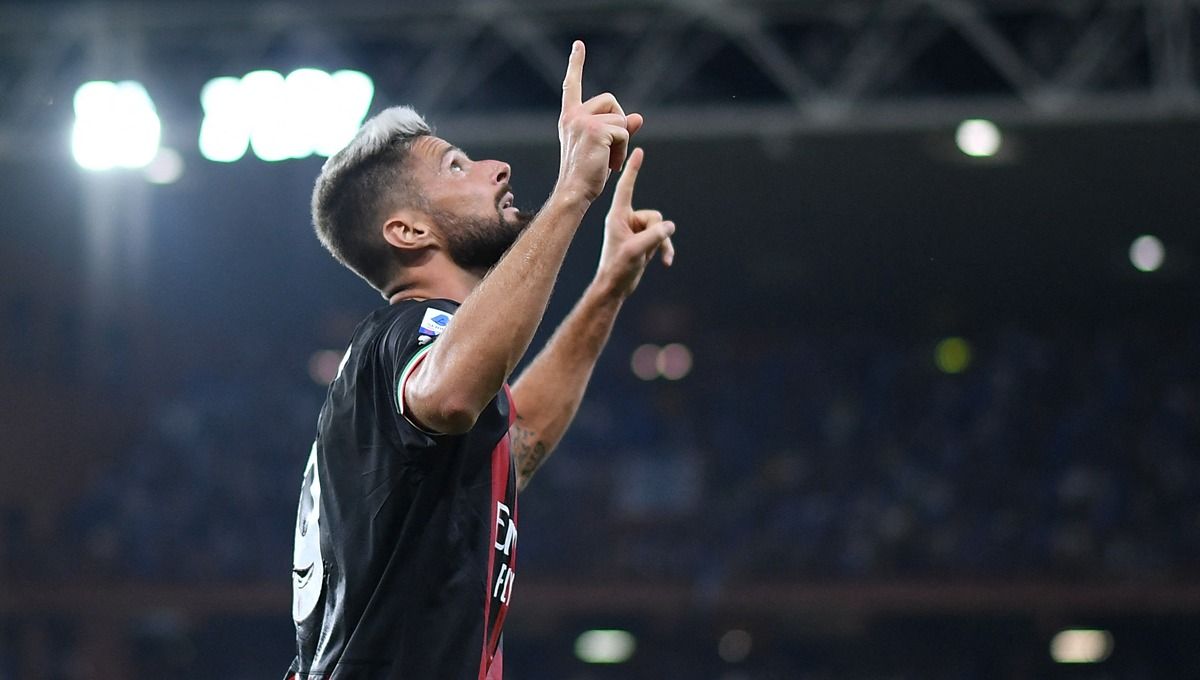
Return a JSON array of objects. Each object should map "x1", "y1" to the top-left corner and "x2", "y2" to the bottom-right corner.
[
  {"x1": 244, "y1": 70, "x2": 290, "y2": 162},
  {"x1": 575, "y1": 629, "x2": 636, "y2": 664},
  {"x1": 72, "y1": 80, "x2": 162, "y2": 170},
  {"x1": 144, "y1": 147, "x2": 184, "y2": 184},
  {"x1": 317, "y1": 70, "x2": 376, "y2": 156},
  {"x1": 1050, "y1": 629, "x2": 1113, "y2": 664},
  {"x1": 199, "y1": 69, "x2": 374, "y2": 162},
  {"x1": 1129, "y1": 235, "x2": 1165, "y2": 272},
  {"x1": 955, "y1": 119, "x2": 1002, "y2": 158},
  {"x1": 199, "y1": 77, "x2": 252, "y2": 162}
]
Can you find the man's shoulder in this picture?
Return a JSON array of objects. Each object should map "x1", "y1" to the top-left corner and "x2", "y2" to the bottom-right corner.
[
  {"x1": 353, "y1": 299, "x2": 462, "y2": 367},
  {"x1": 357, "y1": 299, "x2": 460, "y2": 338}
]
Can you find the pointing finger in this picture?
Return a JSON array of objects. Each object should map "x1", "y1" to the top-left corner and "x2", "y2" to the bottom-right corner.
[
  {"x1": 613, "y1": 147, "x2": 643, "y2": 209},
  {"x1": 562, "y1": 41, "x2": 585, "y2": 108}
]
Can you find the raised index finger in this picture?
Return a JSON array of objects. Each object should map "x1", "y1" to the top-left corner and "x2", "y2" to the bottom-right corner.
[
  {"x1": 613, "y1": 147, "x2": 643, "y2": 208},
  {"x1": 562, "y1": 40, "x2": 585, "y2": 107}
]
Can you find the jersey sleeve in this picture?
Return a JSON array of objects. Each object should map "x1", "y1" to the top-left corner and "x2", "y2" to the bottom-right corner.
[{"x1": 379, "y1": 299, "x2": 461, "y2": 440}]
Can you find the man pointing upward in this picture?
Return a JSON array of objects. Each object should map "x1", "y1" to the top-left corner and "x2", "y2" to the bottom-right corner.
[{"x1": 286, "y1": 41, "x2": 676, "y2": 679}]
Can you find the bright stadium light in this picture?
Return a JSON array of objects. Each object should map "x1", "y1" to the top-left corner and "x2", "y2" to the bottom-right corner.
[
  {"x1": 244, "y1": 70, "x2": 291, "y2": 162},
  {"x1": 1050, "y1": 629, "x2": 1113, "y2": 664},
  {"x1": 955, "y1": 118, "x2": 1002, "y2": 158},
  {"x1": 316, "y1": 70, "x2": 376, "y2": 156},
  {"x1": 1129, "y1": 234, "x2": 1165, "y2": 272},
  {"x1": 199, "y1": 76, "x2": 252, "y2": 162},
  {"x1": 72, "y1": 80, "x2": 162, "y2": 170},
  {"x1": 281, "y1": 68, "x2": 332, "y2": 159},
  {"x1": 199, "y1": 68, "x2": 374, "y2": 163},
  {"x1": 575, "y1": 629, "x2": 636, "y2": 664}
]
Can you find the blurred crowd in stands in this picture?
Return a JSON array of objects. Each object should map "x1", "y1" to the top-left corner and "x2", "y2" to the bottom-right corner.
[{"x1": 6, "y1": 317, "x2": 1193, "y2": 586}]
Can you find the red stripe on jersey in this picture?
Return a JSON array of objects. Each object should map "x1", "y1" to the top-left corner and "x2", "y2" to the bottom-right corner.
[
  {"x1": 479, "y1": 385, "x2": 518, "y2": 680},
  {"x1": 485, "y1": 645, "x2": 504, "y2": 680}
]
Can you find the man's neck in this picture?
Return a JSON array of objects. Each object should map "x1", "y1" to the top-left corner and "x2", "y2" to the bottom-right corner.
[{"x1": 387, "y1": 266, "x2": 483, "y2": 305}]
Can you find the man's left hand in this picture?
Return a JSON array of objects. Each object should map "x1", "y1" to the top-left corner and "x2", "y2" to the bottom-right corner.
[{"x1": 594, "y1": 147, "x2": 676, "y2": 299}]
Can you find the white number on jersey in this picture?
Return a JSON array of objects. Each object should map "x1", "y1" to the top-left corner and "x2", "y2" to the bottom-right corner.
[{"x1": 292, "y1": 441, "x2": 325, "y2": 622}]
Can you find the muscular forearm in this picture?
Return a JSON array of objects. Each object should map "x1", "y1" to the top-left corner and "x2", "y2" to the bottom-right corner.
[
  {"x1": 407, "y1": 193, "x2": 589, "y2": 433},
  {"x1": 510, "y1": 280, "x2": 623, "y2": 490},
  {"x1": 406, "y1": 41, "x2": 640, "y2": 434}
]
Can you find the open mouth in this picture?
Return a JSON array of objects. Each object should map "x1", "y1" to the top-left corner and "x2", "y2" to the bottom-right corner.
[{"x1": 500, "y1": 192, "x2": 514, "y2": 210}]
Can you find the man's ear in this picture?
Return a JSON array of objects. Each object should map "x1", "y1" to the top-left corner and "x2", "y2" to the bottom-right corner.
[{"x1": 382, "y1": 209, "x2": 437, "y2": 252}]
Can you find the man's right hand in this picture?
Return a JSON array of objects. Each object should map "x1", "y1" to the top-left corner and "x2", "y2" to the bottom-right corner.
[
  {"x1": 405, "y1": 42, "x2": 642, "y2": 436},
  {"x1": 555, "y1": 40, "x2": 644, "y2": 204}
]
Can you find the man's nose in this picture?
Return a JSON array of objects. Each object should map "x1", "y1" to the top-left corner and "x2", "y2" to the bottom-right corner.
[{"x1": 490, "y1": 161, "x2": 510, "y2": 186}]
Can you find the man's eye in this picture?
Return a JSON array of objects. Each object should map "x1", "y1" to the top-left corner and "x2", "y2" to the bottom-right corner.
[{"x1": 450, "y1": 160, "x2": 464, "y2": 173}]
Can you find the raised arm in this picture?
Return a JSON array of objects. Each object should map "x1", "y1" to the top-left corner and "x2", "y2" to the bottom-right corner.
[
  {"x1": 511, "y1": 148, "x2": 676, "y2": 490},
  {"x1": 405, "y1": 41, "x2": 641, "y2": 434}
]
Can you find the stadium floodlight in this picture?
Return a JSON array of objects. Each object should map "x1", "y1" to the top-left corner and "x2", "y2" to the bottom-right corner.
[
  {"x1": 199, "y1": 76, "x2": 253, "y2": 162},
  {"x1": 575, "y1": 629, "x2": 636, "y2": 664},
  {"x1": 281, "y1": 68, "x2": 332, "y2": 160},
  {"x1": 955, "y1": 119, "x2": 1002, "y2": 158},
  {"x1": 314, "y1": 70, "x2": 375, "y2": 157},
  {"x1": 1050, "y1": 629, "x2": 1113, "y2": 664},
  {"x1": 244, "y1": 70, "x2": 291, "y2": 162},
  {"x1": 199, "y1": 68, "x2": 374, "y2": 163},
  {"x1": 71, "y1": 80, "x2": 162, "y2": 170},
  {"x1": 1129, "y1": 234, "x2": 1165, "y2": 272}
]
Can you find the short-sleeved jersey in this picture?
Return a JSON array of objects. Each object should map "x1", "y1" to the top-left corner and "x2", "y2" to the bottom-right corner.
[{"x1": 287, "y1": 299, "x2": 518, "y2": 680}]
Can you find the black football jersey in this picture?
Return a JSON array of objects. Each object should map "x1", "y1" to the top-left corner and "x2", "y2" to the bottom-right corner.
[{"x1": 287, "y1": 299, "x2": 518, "y2": 680}]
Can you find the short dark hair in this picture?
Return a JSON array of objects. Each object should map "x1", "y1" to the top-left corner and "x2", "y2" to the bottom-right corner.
[{"x1": 311, "y1": 106, "x2": 433, "y2": 293}]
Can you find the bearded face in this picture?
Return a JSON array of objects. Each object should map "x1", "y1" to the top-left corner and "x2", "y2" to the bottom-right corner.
[{"x1": 435, "y1": 206, "x2": 535, "y2": 272}]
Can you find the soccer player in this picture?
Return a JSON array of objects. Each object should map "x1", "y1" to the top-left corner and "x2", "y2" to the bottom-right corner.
[{"x1": 286, "y1": 41, "x2": 676, "y2": 679}]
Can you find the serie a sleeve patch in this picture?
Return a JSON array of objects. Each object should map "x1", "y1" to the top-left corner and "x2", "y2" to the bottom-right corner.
[{"x1": 416, "y1": 307, "x2": 454, "y2": 346}]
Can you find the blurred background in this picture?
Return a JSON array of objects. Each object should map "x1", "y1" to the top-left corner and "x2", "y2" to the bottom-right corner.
[{"x1": 1, "y1": 0, "x2": 1199, "y2": 678}]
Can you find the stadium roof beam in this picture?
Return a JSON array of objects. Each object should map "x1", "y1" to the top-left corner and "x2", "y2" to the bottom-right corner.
[{"x1": 0, "y1": 0, "x2": 1198, "y2": 160}]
